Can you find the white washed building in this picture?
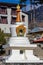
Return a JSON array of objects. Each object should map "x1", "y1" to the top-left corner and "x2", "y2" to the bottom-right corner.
[{"x1": 0, "y1": 2, "x2": 28, "y2": 33}]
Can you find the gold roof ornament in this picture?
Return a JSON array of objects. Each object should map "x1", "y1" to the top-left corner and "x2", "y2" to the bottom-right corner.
[
  {"x1": 16, "y1": 25, "x2": 26, "y2": 36},
  {"x1": 41, "y1": 33, "x2": 43, "y2": 37},
  {"x1": 16, "y1": 4, "x2": 21, "y2": 22},
  {"x1": 17, "y1": 4, "x2": 20, "y2": 10}
]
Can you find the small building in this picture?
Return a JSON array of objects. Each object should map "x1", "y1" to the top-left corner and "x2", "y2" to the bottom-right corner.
[{"x1": 29, "y1": 27, "x2": 43, "y2": 38}]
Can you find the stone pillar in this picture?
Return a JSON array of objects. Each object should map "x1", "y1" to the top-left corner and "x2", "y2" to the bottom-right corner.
[{"x1": 7, "y1": 8, "x2": 11, "y2": 24}]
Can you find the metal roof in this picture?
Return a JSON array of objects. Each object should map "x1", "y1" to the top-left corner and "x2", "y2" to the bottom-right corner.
[{"x1": 31, "y1": 27, "x2": 43, "y2": 33}]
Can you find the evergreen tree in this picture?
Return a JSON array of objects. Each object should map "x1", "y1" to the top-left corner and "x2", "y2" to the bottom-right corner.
[
  {"x1": 0, "y1": 29, "x2": 6, "y2": 45},
  {"x1": 0, "y1": 29, "x2": 6, "y2": 55},
  {"x1": 20, "y1": 0, "x2": 27, "y2": 4},
  {"x1": 20, "y1": 0, "x2": 27, "y2": 11}
]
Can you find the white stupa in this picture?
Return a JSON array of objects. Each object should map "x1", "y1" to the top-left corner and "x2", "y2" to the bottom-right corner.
[{"x1": 4, "y1": 5, "x2": 43, "y2": 63}]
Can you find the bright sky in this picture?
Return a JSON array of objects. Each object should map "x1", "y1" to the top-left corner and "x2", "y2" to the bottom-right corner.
[
  {"x1": 0, "y1": 0, "x2": 19, "y2": 3},
  {"x1": 0, "y1": 0, "x2": 30, "y2": 4},
  {"x1": 0, "y1": 0, "x2": 30, "y2": 11},
  {"x1": 0, "y1": 0, "x2": 41, "y2": 11}
]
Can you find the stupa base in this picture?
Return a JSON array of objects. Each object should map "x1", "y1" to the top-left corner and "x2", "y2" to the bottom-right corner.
[{"x1": 4, "y1": 50, "x2": 43, "y2": 63}]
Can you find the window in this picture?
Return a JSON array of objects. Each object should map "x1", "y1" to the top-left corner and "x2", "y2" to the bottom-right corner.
[
  {"x1": 0, "y1": 17, "x2": 1, "y2": 23},
  {"x1": 0, "y1": 7, "x2": 7, "y2": 14},
  {"x1": 22, "y1": 15, "x2": 25, "y2": 22},
  {"x1": 11, "y1": 8, "x2": 17, "y2": 15},
  {"x1": 0, "y1": 8, "x2": 1, "y2": 14},
  {"x1": 20, "y1": 50, "x2": 23, "y2": 54},
  {"x1": 1, "y1": 17, "x2": 8, "y2": 24},
  {"x1": 8, "y1": 50, "x2": 10, "y2": 55},
  {"x1": 11, "y1": 17, "x2": 16, "y2": 24},
  {"x1": 0, "y1": 45, "x2": 5, "y2": 55}
]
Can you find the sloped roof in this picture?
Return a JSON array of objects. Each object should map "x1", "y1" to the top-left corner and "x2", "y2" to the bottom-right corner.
[
  {"x1": 0, "y1": 2, "x2": 25, "y2": 8},
  {"x1": 31, "y1": 27, "x2": 43, "y2": 33}
]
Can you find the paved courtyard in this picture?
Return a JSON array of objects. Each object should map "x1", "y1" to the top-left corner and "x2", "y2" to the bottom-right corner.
[{"x1": 0, "y1": 61, "x2": 43, "y2": 65}]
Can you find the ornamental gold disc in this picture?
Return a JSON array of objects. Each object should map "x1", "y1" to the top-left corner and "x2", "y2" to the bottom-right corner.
[{"x1": 16, "y1": 25, "x2": 26, "y2": 36}]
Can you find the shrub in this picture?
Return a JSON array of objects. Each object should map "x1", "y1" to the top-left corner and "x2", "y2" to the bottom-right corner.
[{"x1": 0, "y1": 29, "x2": 6, "y2": 45}]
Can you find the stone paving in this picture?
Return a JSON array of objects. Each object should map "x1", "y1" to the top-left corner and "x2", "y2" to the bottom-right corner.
[{"x1": 0, "y1": 62, "x2": 43, "y2": 65}]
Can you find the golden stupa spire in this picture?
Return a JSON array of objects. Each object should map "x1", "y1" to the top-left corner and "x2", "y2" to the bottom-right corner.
[{"x1": 16, "y1": 4, "x2": 21, "y2": 22}]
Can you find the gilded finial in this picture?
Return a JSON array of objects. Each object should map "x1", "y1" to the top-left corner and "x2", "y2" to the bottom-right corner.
[
  {"x1": 16, "y1": 4, "x2": 20, "y2": 11},
  {"x1": 16, "y1": 4, "x2": 21, "y2": 22},
  {"x1": 17, "y1": 4, "x2": 20, "y2": 9}
]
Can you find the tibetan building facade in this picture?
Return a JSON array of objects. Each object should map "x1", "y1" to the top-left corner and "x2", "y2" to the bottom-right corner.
[{"x1": 0, "y1": 2, "x2": 28, "y2": 33}]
